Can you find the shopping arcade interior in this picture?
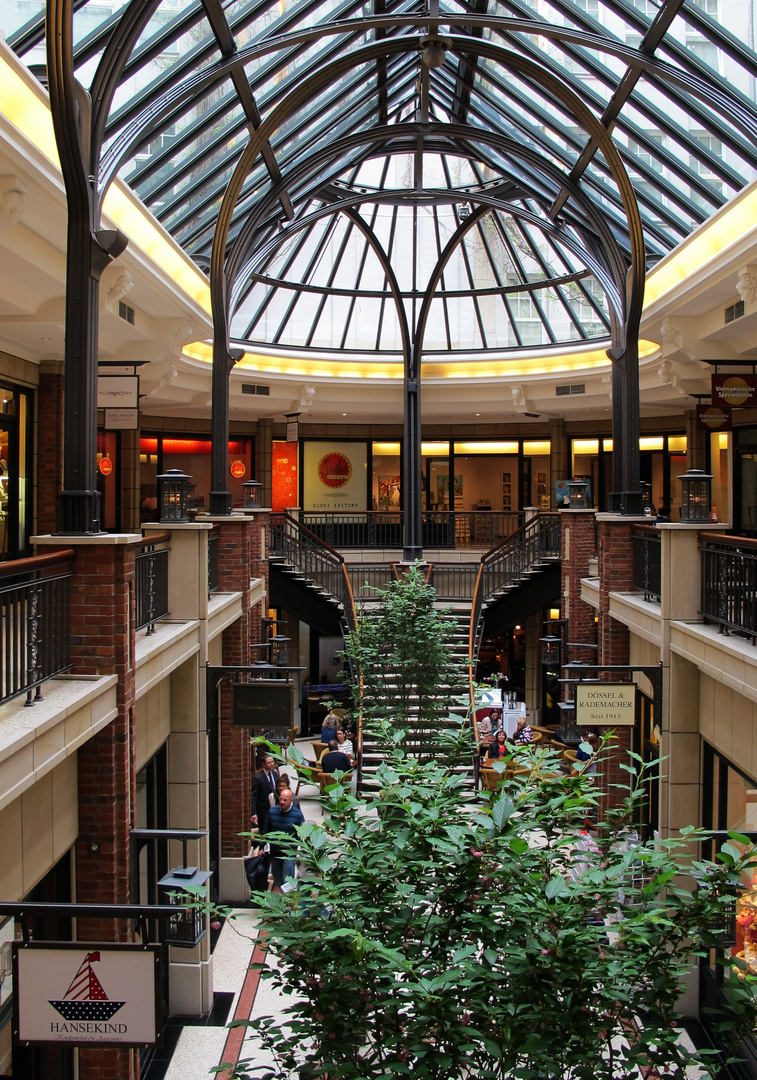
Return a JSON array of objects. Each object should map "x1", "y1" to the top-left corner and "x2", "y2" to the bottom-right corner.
[{"x1": 5, "y1": 0, "x2": 757, "y2": 1077}]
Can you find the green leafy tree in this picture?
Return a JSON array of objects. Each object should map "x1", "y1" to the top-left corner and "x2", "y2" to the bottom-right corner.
[{"x1": 213, "y1": 572, "x2": 757, "y2": 1080}]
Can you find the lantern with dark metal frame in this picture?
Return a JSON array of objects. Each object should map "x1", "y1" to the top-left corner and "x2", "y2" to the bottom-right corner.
[
  {"x1": 242, "y1": 479, "x2": 262, "y2": 508},
  {"x1": 539, "y1": 635, "x2": 562, "y2": 666},
  {"x1": 158, "y1": 865, "x2": 213, "y2": 947},
  {"x1": 567, "y1": 480, "x2": 589, "y2": 509},
  {"x1": 158, "y1": 468, "x2": 192, "y2": 523},
  {"x1": 678, "y1": 468, "x2": 713, "y2": 522},
  {"x1": 270, "y1": 634, "x2": 290, "y2": 667}
]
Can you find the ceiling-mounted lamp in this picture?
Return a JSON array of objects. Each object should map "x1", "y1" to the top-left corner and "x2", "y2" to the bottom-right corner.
[
  {"x1": 458, "y1": 204, "x2": 471, "y2": 220},
  {"x1": 420, "y1": 36, "x2": 449, "y2": 68}
]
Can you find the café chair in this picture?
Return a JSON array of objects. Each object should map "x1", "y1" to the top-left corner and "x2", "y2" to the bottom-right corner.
[
  {"x1": 480, "y1": 768, "x2": 505, "y2": 792},
  {"x1": 319, "y1": 769, "x2": 353, "y2": 794},
  {"x1": 311, "y1": 741, "x2": 328, "y2": 761}
]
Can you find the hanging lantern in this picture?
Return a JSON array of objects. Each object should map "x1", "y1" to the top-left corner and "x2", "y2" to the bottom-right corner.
[
  {"x1": 540, "y1": 635, "x2": 562, "y2": 666},
  {"x1": 242, "y1": 479, "x2": 262, "y2": 509},
  {"x1": 678, "y1": 468, "x2": 713, "y2": 522},
  {"x1": 158, "y1": 866, "x2": 212, "y2": 947},
  {"x1": 158, "y1": 468, "x2": 192, "y2": 523}
]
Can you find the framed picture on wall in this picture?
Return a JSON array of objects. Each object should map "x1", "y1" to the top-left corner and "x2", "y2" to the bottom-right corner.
[
  {"x1": 502, "y1": 472, "x2": 511, "y2": 483},
  {"x1": 502, "y1": 484, "x2": 511, "y2": 494},
  {"x1": 537, "y1": 472, "x2": 546, "y2": 483}
]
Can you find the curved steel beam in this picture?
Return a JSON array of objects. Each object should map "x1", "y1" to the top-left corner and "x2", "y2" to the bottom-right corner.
[
  {"x1": 97, "y1": 16, "x2": 757, "y2": 198},
  {"x1": 224, "y1": 126, "x2": 627, "y2": 325}
]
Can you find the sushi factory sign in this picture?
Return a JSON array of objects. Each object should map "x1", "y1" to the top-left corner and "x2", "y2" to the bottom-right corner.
[{"x1": 13, "y1": 943, "x2": 161, "y2": 1047}]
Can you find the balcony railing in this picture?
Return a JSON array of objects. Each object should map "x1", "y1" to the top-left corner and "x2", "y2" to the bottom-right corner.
[
  {"x1": 135, "y1": 533, "x2": 170, "y2": 634},
  {"x1": 208, "y1": 528, "x2": 220, "y2": 594},
  {"x1": 701, "y1": 533, "x2": 757, "y2": 639},
  {"x1": 631, "y1": 526, "x2": 662, "y2": 602},
  {"x1": 300, "y1": 511, "x2": 523, "y2": 550},
  {"x1": 0, "y1": 549, "x2": 75, "y2": 706}
]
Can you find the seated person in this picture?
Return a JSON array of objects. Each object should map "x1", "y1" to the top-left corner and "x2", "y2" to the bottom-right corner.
[
  {"x1": 320, "y1": 709, "x2": 341, "y2": 745},
  {"x1": 477, "y1": 712, "x2": 492, "y2": 739},
  {"x1": 489, "y1": 709, "x2": 502, "y2": 731},
  {"x1": 486, "y1": 730, "x2": 510, "y2": 760},
  {"x1": 510, "y1": 716, "x2": 533, "y2": 746},
  {"x1": 335, "y1": 728, "x2": 355, "y2": 761},
  {"x1": 320, "y1": 740, "x2": 352, "y2": 774}
]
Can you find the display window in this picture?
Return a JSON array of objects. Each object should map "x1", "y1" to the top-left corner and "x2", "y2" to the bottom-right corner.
[
  {"x1": 571, "y1": 433, "x2": 687, "y2": 514},
  {"x1": 140, "y1": 435, "x2": 254, "y2": 516},
  {"x1": 0, "y1": 383, "x2": 32, "y2": 560}
]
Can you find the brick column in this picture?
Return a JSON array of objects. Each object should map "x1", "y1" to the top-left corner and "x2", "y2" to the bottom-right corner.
[
  {"x1": 595, "y1": 514, "x2": 646, "y2": 812},
  {"x1": 34, "y1": 533, "x2": 140, "y2": 1080},
  {"x1": 36, "y1": 360, "x2": 65, "y2": 535},
  {"x1": 209, "y1": 514, "x2": 270, "y2": 863},
  {"x1": 560, "y1": 509, "x2": 598, "y2": 664}
]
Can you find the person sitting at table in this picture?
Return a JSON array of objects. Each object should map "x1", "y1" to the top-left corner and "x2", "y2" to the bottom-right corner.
[
  {"x1": 489, "y1": 709, "x2": 503, "y2": 731},
  {"x1": 320, "y1": 709, "x2": 341, "y2": 745},
  {"x1": 510, "y1": 715, "x2": 533, "y2": 746},
  {"x1": 477, "y1": 711, "x2": 492, "y2": 739},
  {"x1": 321, "y1": 739, "x2": 352, "y2": 774},
  {"x1": 335, "y1": 728, "x2": 355, "y2": 762},
  {"x1": 487, "y1": 730, "x2": 510, "y2": 760}
]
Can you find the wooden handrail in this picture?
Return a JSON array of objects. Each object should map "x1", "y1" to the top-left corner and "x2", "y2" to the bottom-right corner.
[
  {"x1": 0, "y1": 548, "x2": 76, "y2": 579},
  {"x1": 699, "y1": 531, "x2": 757, "y2": 549},
  {"x1": 138, "y1": 530, "x2": 171, "y2": 546}
]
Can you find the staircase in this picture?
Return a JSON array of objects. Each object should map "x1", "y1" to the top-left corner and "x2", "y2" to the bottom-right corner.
[
  {"x1": 269, "y1": 512, "x2": 560, "y2": 798},
  {"x1": 470, "y1": 513, "x2": 561, "y2": 656},
  {"x1": 357, "y1": 601, "x2": 475, "y2": 797}
]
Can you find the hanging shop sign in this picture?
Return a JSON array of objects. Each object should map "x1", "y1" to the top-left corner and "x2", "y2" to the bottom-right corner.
[
  {"x1": 303, "y1": 440, "x2": 368, "y2": 512},
  {"x1": 231, "y1": 681, "x2": 292, "y2": 728},
  {"x1": 697, "y1": 404, "x2": 732, "y2": 431},
  {"x1": 574, "y1": 683, "x2": 636, "y2": 726},
  {"x1": 13, "y1": 943, "x2": 161, "y2": 1048},
  {"x1": 229, "y1": 460, "x2": 246, "y2": 479},
  {"x1": 98, "y1": 456, "x2": 113, "y2": 476},
  {"x1": 272, "y1": 441, "x2": 299, "y2": 511},
  {"x1": 104, "y1": 407, "x2": 139, "y2": 430},
  {"x1": 97, "y1": 376, "x2": 139, "y2": 409},
  {"x1": 711, "y1": 374, "x2": 757, "y2": 408},
  {"x1": 286, "y1": 414, "x2": 300, "y2": 443}
]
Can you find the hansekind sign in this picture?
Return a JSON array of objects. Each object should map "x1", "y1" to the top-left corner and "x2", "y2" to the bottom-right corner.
[
  {"x1": 574, "y1": 684, "x2": 636, "y2": 726},
  {"x1": 13, "y1": 943, "x2": 161, "y2": 1047}
]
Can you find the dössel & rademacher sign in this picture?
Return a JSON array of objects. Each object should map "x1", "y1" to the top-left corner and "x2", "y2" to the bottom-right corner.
[{"x1": 574, "y1": 684, "x2": 636, "y2": 727}]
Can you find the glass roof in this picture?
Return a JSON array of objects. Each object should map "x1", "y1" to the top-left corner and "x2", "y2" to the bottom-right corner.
[{"x1": 6, "y1": 0, "x2": 757, "y2": 355}]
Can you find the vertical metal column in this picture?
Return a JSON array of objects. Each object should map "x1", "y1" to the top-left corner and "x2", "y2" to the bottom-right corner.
[{"x1": 47, "y1": 0, "x2": 127, "y2": 534}]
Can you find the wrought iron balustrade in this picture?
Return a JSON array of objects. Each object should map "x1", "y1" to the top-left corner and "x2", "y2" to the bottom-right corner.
[
  {"x1": 631, "y1": 526, "x2": 662, "y2": 602},
  {"x1": 300, "y1": 510, "x2": 523, "y2": 550},
  {"x1": 136, "y1": 533, "x2": 170, "y2": 634},
  {"x1": 701, "y1": 533, "x2": 757, "y2": 639},
  {"x1": 270, "y1": 514, "x2": 356, "y2": 635},
  {"x1": 469, "y1": 513, "x2": 561, "y2": 668},
  {"x1": 0, "y1": 549, "x2": 75, "y2": 706},
  {"x1": 208, "y1": 528, "x2": 220, "y2": 594}
]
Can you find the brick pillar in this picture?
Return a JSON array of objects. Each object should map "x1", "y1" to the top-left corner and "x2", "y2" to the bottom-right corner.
[
  {"x1": 560, "y1": 509, "x2": 598, "y2": 664},
  {"x1": 211, "y1": 513, "x2": 270, "y2": 860},
  {"x1": 595, "y1": 514, "x2": 644, "y2": 814},
  {"x1": 120, "y1": 428, "x2": 141, "y2": 533},
  {"x1": 37, "y1": 360, "x2": 65, "y2": 535},
  {"x1": 35, "y1": 534, "x2": 140, "y2": 1080},
  {"x1": 549, "y1": 419, "x2": 568, "y2": 510}
]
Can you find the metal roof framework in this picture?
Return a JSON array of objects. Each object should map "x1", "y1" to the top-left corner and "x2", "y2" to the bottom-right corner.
[{"x1": 28, "y1": 0, "x2": 757, "y2": 544}]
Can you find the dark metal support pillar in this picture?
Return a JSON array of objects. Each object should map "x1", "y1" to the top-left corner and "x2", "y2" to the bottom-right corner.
[
  {"x1": 403, "y1": 338, "x2": 423, "y2": 563},
  {"x1": 210, "y1": 346, "x2": 244, "y2": 516},
  {"x1": 47, "y1": 0, "x2": 127, "y2": 534}
]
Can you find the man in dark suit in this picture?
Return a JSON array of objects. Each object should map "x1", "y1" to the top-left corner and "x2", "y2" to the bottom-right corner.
[{"x1": 251, "y1": 754, "x2": 279, "y2": 833}]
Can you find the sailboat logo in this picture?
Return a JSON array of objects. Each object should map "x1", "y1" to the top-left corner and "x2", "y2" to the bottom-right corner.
[{"x1": 49, "y1": 952, "x2": 126, "y2": 1022}]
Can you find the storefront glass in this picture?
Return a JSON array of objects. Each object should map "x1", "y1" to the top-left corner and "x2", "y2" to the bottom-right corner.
[
  {"x1": 571, "y1": 434, "x2": 687, "y2": 514},
  {"x1": 0, "y1": 383, "x2": 32, "y2": 560},
  {"x1": 140, "y1": 436, "x2": 253, "y2": 517},
  {"x1": 710, "y1": 431, "x2": 731, "y2": 523}
]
